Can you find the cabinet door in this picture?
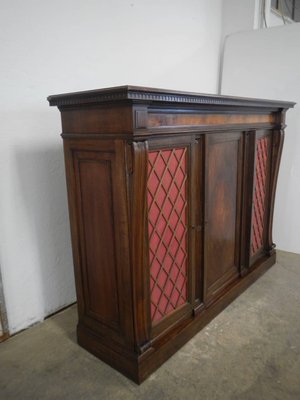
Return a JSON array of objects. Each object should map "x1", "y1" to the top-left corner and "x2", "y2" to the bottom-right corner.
[
  {"x1": 249, "y1": 130, "x2": 272, "y2": 265},
  {"x1": 204, "y1": 132, "x2": 243, "y2": 303},
  {"x1": 145, "y1": 136, "x2": 199, "y2": 337}
]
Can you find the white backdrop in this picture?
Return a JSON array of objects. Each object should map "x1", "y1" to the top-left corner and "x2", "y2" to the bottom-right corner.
[{"x1": 0, "y1": 0, "x2": 223, "y2": 333}]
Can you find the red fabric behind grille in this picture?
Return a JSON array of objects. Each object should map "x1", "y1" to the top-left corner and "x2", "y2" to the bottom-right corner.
[
  {"x1": 251, "y1": 136, "x2": 270, "y2": 256},
  {"x1": 147, "y1": 148, "x2": 188, "y2": 324}
]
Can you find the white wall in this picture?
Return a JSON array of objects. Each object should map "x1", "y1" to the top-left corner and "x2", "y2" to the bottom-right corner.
[
  {"x1": 269, "y1": 8, "x2": 286, "y2": 26},
  {"x1": 222, "y1": 0, "x2": 260, "y2": 39},
  {"x1": 0, "y1": 266, "x2": 8, "y2": 337},
  {"x1": 221, "y1": 0, "x2": 288, "y2": 42},
  {"x1": 220, "y1": 0, "x2": 261, "y2": 91},
  {"x1": 220, "y1": 0, "x2": 291, "y2": 46},
  {"x1": 266, "y1": 0, "x2": 293, "y2": 27},
  {"x1": 221, "y1": 23, "x2": 300, "y2": 254},
  {"x1": 0, "y1": 0, "x2": 223, "y2": 334}
]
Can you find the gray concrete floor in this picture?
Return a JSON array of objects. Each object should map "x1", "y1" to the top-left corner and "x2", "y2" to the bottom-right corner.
[{"x1": 0, "y1": 250, "x2": 299, "y2": 400}]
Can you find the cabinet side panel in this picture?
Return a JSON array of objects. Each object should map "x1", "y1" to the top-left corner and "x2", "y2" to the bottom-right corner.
[
  {"x1": 147, "y1": 148, "x2": 188, "y2": 324},
  {"x1": 77, "y1": 158, "x2": 119, "y2": 327}
]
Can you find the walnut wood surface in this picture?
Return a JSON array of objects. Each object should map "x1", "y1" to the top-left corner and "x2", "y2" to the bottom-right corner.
[
  {"x1": 204, "y1": 132, "x2": 242, "y2": 303},
  {"x1": 147, "y1": 112, "x2": 275, "y2": 129},
  {"x1": 48, "y1": 86, "x2": 294, "y2": 384}
]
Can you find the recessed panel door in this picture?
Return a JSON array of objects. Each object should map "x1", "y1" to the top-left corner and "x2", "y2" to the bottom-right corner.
[
  {"x1": 249, "y1": 131, "x2": 272, "y2": 264},
  {"x1": 204, "y1": 132, "x2": 243, "y2": 303}
]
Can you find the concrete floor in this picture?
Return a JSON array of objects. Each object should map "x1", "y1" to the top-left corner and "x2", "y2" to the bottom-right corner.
[{"x1": 0, "y1": 250, "x2": 299, "y2": 400}]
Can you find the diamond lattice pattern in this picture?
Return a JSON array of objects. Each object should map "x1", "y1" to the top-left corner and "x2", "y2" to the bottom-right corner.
[
  {"x1": 251, "y1": 136, "x2": 270, "y2": 256},
  {"x1": 147, "y1": 148, "x2": 188, "y2": 324}
]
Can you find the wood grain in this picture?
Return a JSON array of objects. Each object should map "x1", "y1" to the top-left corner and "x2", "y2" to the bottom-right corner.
[{"x1": 147, "y1": 112, "x2": 275, "y2": 129}]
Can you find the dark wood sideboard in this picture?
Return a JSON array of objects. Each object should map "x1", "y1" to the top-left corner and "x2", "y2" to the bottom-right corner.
[{"x1": 48, "y1": 86, "x2": 294, "y2": 383}]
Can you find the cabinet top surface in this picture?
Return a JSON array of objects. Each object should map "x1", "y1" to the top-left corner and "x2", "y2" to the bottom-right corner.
[{"x1": 47, "y1": 85, "x2": 295, "y2": 109}]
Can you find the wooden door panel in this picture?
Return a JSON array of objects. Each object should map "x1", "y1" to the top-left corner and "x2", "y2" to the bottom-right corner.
[
  {"x1": 145, "y1": 136, "x2": 198, "y2": 338},
  {"x1": 204, "y1": 132, "x2": 243, "y2": 302},
  {"x1": 249, "y1": 131, "x2": 272, "y2": 264},
  {"x1": 147, "y1": 147, "x2": 188, "y2": 324}
]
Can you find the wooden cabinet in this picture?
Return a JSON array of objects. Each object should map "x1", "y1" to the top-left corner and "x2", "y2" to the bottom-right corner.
[{"x1": 48, "y1": 86, "x2": 294, "y2": 383}]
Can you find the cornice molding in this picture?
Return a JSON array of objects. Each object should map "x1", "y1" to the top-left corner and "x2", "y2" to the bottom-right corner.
[{"x1": 47, "y1": 85, "x2": 295, "y2": 109}]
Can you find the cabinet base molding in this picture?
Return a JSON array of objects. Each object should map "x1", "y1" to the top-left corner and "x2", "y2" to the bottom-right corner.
[{"x1": 78, "y1": 252, "x2": 275, "y2": 384}]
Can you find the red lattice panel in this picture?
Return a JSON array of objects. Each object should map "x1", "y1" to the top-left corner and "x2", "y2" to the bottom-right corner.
[
  {"x1": 251, "y1": 136, "x2": 270, "y2": 256},
  {"x1": 147, "y1": 148, "x2": 188, "y2": 324}
]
